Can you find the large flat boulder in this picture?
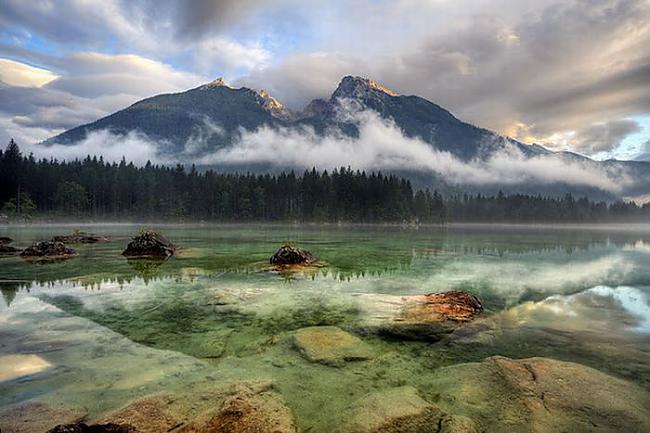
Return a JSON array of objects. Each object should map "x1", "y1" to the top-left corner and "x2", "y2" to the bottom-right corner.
[
  {"x1": 430, "y1": 356, "x2": 650, "y2": 433},
  {"x1": 293, "y1": 326, "x2": 374, "y2": 367}
]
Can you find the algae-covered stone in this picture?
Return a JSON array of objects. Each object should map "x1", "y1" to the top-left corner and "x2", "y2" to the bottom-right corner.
[
  {"x1": 340, "y1": 386, "x2": 443, "y2": 433},
  {"x1": 430, "y1": 356, "x2": 650, "y2": 433},
  {"x1": 293, "y1": 326, "x2": 374, "y2": 366}
]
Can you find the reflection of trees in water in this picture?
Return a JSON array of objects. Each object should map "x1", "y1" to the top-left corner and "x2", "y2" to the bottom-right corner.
[{"x1": 125, "y1": 257, "x2": 168, "y2": 283}]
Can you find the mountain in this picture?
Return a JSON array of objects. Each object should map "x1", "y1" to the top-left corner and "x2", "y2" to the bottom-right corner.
[
  {"x1": 46, "y1": 78, "x2": 290, "y2": 153},
  {"x1": 46, "y1": 75, "x2": 544, "y2": 161},
  {"x1": 44, "y1": 75, "x2": 650, "y2": 200}
]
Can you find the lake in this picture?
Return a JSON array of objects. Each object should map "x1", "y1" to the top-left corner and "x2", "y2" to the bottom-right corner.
[{"x1": 1, "y1": 223, "x2": 650, "y2": 432}]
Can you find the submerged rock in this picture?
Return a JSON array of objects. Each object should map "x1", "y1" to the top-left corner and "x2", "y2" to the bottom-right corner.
[
  {"x1": 341, "y1": 386, "x2": 441, "y2": 433},
  {"x1": 270, "y1": 244, "x2": 316, "y2": 265},
  {"x1": 96, "y1": 383, "x2": 297, "y2": 433},
  {"x1": 0, "y1": 400, "x2": 87, "y2": 433},
  {"x1": 19, "y1": 241, "x2": 77, "y2": 261},
  {"x1": 122, "y1": 231, "x2": 176, "y2": 258},
  {"x1": 180, "y1": 384, "x2": 298, "y2": 433},
  {"x1": 52, "y1": 232, "x2": 110, "y2": 244},
  {"x1": 429, "y1": 356, "x2": 650, "y2": 433},
  {"x1": 357, "y1": 291, "x2": 483, "y2": 341},
  {"x1": 340, "y1": 386, "x2": 478, "y2": 433},
  {"x1": 293, "y1": 326, "x2": 374, "y2": 367},
  {"x1": 47, "y1": 423, "x2": 133, "y2": 433}
]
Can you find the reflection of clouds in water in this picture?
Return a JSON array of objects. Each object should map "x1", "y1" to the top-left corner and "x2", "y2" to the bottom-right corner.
[
  {"x1": 422, "y1": 253, "x2": 636, "y2": 304},
  {"x1": 540, "y1": 285, "x2": 650, "y2": 333},
  {"x1": 589, "y1": 286, "x2": 650, "y2": 332}
]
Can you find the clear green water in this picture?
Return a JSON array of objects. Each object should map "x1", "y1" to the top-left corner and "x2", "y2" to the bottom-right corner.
[{"x1": 1, "y1": 224, "x2": 650, "y2": 432}]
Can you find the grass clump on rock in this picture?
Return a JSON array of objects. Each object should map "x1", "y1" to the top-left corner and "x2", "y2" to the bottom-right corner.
[
  {"x1": 270, "y1": 244, "x2": 316, "y2": 265},
  {"x1": 122, "y1": 230, "x2": 176, "y2": 258}
]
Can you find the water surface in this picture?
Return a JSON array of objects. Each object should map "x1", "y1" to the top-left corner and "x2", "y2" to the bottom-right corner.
[{"x1": 1, "y1": 224, "x2": 650, "y2": 432}]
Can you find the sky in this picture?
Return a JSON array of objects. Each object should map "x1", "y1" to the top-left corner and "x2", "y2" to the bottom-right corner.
[{"x1": 0, "y1": 0, "x2": 649, "y2": 161}]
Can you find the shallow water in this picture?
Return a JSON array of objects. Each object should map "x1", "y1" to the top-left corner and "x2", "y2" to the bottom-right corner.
[{"x1": 1, "y1": 223, "x2": 650, "y2": 432}]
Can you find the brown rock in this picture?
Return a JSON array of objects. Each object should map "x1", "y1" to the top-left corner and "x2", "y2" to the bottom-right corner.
[
  {"x1": 180, "y1": 385, "x2": 297, "y2": 433},
  {"x1": 0, "y1": 401, "x2": 87, "y2": 433},
  {"x1": 95, "y1": 394, "x2": 183, "y2": 433},
  {"x1": 361, "y1": 291, "x2": 483, "y2": 341},
  {"x1": 401, "y1": 291, "x2": 483, "y2": 323}
]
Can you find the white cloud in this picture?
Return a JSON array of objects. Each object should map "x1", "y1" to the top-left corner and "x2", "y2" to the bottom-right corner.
[
  {"x1": 24, "y1": 129, "x2": 164, "y2": 164},
  {"x1": 198, "y1": 104, "x2": 631, "y2": 192},
  {"x1": 0, "y1": 58, "x2": 58, "y2": 87}
]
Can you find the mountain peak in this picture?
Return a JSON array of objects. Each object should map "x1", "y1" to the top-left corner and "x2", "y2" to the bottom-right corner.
[
  {"x1": 201, "y1": 77, "x2": 232, "y2": 89},
  {"x1": 333, "y1": 75, "x2": 398, "y2": 99},
  {"x1": 257, "y1": 89, "x2": 293, "y2": 121}
]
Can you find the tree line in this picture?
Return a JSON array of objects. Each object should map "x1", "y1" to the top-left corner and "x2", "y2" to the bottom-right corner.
[{"x1": 1, "y1": 139, "x2": 649, "y2": 223}]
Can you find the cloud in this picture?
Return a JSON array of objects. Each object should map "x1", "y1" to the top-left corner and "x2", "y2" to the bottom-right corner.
[
  {"x1": 0, "y1": 55, "x2": 206, "y2": 143},
  {"x1": 24, "y1": 129, "x2": 164, "y2": 164},
  {"x1": 197, "y1": 104, "x2": 631, "y2": 192},
  {"x1": 572, "y1": 119, "x2": 642, "y2": 154},
  {"x1": 237, "y1": 0, "x2": 650, "y2": 152},
  {"x1": 0, "y1": 59, "x2": 58, "y2": 87}
]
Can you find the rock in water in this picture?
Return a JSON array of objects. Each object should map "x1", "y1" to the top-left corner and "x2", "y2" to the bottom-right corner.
[
  {"x1": 401, "y1": 291, "x2": 483, "y2": 323},
  {"x1": 52, "y1": 232, "x2": 110, "y2": 244},
  {"x1": 341, "y1": 386, "x2": 441, "y2": 433},
  {"x1": 358, "y1": 291, "x2": 483, "y2": 341},
  {"x1": 270, "y1": 244, "x2": 316, "y2": 265},
  {"x1": 122, "y1": 231, "x2": 176, "y2": 258},
  {"x1": 181, "y1": 385, "x2": 298, "y2": 433},
  {"x1": 430, "y1": 356, "x2": 650, "y2": 433},
  {"x1": 47, "y1": 423, "x2": 134, "y2": 433},
  {"x1": 0, "y1": 236, "x2": 14, "y2": 244},
  {"x1": 20, "y1": 241, "x2": 77, "y2": 260},
  {"x1": 293, "y1": 326, "x2": 374, "y2": 366}
]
